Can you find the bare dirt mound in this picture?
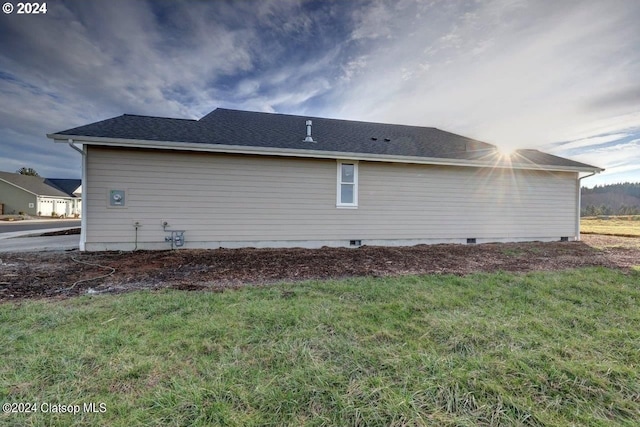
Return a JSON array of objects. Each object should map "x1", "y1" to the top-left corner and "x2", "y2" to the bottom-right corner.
[{"x1": 0, "y1": 235, "x2": 637, "y2": 302}]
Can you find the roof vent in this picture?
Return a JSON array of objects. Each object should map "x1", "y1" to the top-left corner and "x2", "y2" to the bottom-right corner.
[
  {"x1": 304, "y1": 120, "x2": 315, "y2": 142},
  {"x1": 384, "y1": 138, "x2": 391, "y2": 142},
  {"x1": 371, "y1": 137, "x2": 378, "y2": 141}
]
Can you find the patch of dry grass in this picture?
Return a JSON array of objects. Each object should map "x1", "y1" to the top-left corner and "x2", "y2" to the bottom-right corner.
[{"x1": 581, "y1": 216, "x2": 640, "y2": 237}]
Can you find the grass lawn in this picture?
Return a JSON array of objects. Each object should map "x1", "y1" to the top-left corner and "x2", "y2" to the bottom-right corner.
[
  {"x1": 1, "y1": 268, "x2": 639, "y2": 426},
  {"x1": 581, "y1": 216, "x2": 640, "y2": 237}
]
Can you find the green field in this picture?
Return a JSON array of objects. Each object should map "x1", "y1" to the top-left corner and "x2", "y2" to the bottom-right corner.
[
  {"x1": 2, "y1": 268, "x2": 640, "y2": 426},
  {"x1": 581, "y1": 216, "x2": 640, "y2": 237}
]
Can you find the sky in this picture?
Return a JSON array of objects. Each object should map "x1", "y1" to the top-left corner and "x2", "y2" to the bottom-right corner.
[{"x1": 1, "y1": 0, "x2": 639, "y2": 187}]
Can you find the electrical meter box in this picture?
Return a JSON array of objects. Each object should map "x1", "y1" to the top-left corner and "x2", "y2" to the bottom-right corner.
[
  {"x1": 109, "y1": 190, "x2": 126, "y2": 207},
  {"x1": 174, "y1": 231, "x2": 185, "y2": 247}
]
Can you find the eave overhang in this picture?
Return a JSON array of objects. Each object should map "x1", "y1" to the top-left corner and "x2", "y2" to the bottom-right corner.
[{"x1": 48, "y1": 133, "x2": 604, "y2": 174}]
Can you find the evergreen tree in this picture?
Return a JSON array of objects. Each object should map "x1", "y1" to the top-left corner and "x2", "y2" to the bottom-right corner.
[{"x1": 16, "y1": 167, "x2": 39, "y2": 177}]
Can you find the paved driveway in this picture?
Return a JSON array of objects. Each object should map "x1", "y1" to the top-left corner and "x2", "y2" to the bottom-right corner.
[
  {"x1": 0, "y1": 235, "x2": 79, "y2": 253},
  {"x1": 0, "y1": 220, "x2": 80, "y2": 233}
]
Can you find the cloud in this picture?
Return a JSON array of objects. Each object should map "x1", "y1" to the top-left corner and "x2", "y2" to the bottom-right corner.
[
  {"x1": 340, "y1": 56, "x2": 369, "y2": 82},
  {"x1": 331, "y1": 0, "x2": 640, "y2": 148},
  {"x1": 563, "y1": 138, "x2": 640, "y2": 184},
  {"x1": 582, "y1": 163, "x2": 640, "y2": 187},
  {"x1": 349, "y1": 1, "x2": 396, "y2": 41},
  {"x1": 550, "y1": 133, "x2": 631, "y2": 151},
  {"x1": 557, "y1": 112, "x2": 640, "y2": 143},
  {"x1": 0, "y1": 0, "x2": 638, "y2": 184},
  {"x1": 587, "y1": 86, "x2": 640, "y2": 112}
]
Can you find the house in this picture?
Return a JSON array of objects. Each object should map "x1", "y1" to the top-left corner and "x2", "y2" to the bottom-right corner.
[
  {"x1": 0, "y1": 171, "x2": 81, "y2": 217},
  {"x1": 47, "y1": 108, "x2": 602, "y2": 251}
]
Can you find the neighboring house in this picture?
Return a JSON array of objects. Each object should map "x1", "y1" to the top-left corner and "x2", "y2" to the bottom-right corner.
[
  {"x1": 46, "y1": 179, "x2": 82, "y2": 199},
  {"x1": 0, "y1": 171, "x2": 81, "y2": 217},
  {"x1": 47, "y1": 108, "x2": 602, "y2": 251}
]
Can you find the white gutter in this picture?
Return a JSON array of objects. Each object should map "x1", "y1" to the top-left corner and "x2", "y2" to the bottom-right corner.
[
  {"x1": 68, "y1": 139, "x2": 84, "y2": 155},
  {"x1": 48, "y1": 133, "x2": 604, "y2": 174},
  {"x1": 575, "y1": 171, "x2": 600, "y2": 241}
]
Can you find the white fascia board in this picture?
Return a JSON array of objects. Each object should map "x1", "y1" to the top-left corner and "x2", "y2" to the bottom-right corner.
[
  {"x1": 48, "y1": 133, "x2": 603, "y2": 173},
  {"x1": 38, "y1": 195, "x2": 76, "y2": 201}
]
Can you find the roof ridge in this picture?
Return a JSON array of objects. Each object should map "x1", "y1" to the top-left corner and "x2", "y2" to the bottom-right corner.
[
  {"x1": 207, "y1": 107, "x2": 441, "y2": 130},
  {"x1": 122, "y1": 113, "x2": 197, "y2": 121}
]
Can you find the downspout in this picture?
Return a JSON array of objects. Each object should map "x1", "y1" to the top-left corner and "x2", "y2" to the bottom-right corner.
[
  {"x1": 68, "y1": 141, "x2": 83, "y2": 155},
  {"x1": 575, "y1": 171, "x2": 597, "y2": 241},
  {"x1": 68, "y1": 139, "x2": 87, "y2": 251}
]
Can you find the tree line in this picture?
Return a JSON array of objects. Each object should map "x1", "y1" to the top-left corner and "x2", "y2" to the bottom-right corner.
[{"x1": 581, "y1": 182, "x2": 640, "y2": 216}]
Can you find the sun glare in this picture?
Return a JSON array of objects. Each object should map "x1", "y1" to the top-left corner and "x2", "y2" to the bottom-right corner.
[{"x1": 497, "y1": 145, "x2": 515, "y2": 158}]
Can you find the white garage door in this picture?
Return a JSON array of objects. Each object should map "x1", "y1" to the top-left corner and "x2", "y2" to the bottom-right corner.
[
  {"x1": 38, "y1": 198, "x2": 70, "y2": 216},
  {"x1": 38, "y1": 199, "x2": 54, "y2": 216}
]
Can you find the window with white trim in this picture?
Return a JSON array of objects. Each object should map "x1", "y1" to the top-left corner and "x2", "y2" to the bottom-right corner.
[{"x1": 337, "y1": 161, "x2": 358, "y2": 207}]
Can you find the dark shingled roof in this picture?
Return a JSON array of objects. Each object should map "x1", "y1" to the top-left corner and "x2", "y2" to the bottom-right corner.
[
  {"x1": 51, "y1": 108, "x2": 601, "y2": 171},
  {"x1": 46, "y1": 179, "x2": 81, "y2": 197},
  {"x1": 0, "y1": 171, "x2": 76, "y2": 198}
]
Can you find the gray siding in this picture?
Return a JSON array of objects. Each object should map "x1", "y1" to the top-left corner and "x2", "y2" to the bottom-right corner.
[
  {"x1": 0, "y1": 181, "x2": 37, "y2": 215},
  {"x1": 85, "y1": 146, "x2": 578, "y2": 250}
]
